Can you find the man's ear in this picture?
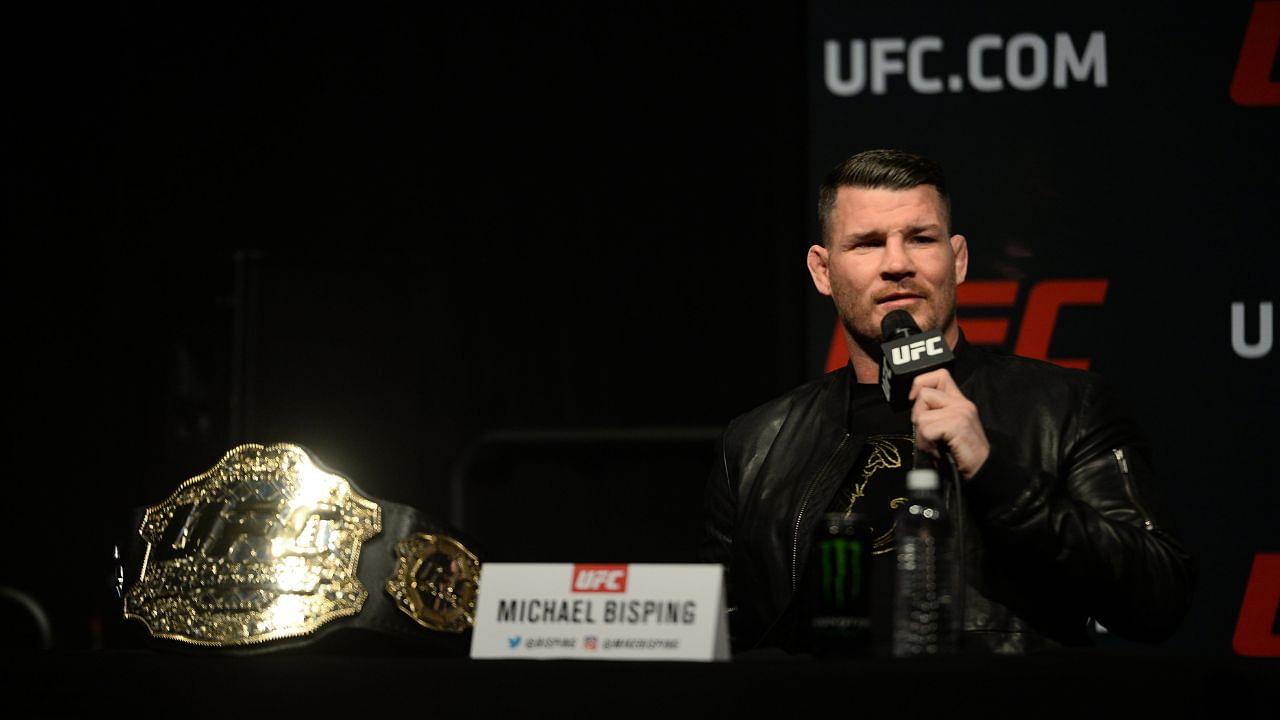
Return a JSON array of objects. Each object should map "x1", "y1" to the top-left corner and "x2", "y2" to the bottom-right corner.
[
  {"x1": 950, "y1": 234, "x2": 968, "y2": 285},
  {"x1": 807, "y1": 244, "x2": 833, "y2": 296}
]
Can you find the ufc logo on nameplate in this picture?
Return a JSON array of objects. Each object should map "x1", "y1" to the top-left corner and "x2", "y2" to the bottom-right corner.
[
  {"x1": 470, "y1": 563, "x2": 729, "y2": 662},
  {"x1": 891, "y1": 337, "x2": 945, "y2": 366},
  {"x1": 572, "y1": 564, "x2": 628, "y2": 592}
]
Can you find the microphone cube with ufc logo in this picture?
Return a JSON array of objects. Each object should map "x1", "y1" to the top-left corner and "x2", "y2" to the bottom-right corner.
[{"x1": 879, "y1": 329, "x2": 955, "y2": 410}]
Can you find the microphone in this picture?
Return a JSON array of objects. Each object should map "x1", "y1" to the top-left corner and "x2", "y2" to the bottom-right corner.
[
  {"x1": 879, "y1": 309, "x2": 956, "y2": 472},
  {"x1": 879, "y1": 310, "x2": 968, "y2": 636},
  {"x1": 878, "y1": 309, "x2": 955, "y2": 411}
]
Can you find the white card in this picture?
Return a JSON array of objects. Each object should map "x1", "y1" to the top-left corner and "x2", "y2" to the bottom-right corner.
[{"x1": 470, "y1": 563, "x2": 729, "y2": 662}]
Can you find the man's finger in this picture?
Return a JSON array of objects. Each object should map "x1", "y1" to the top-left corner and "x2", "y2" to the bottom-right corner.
[
  {"x1": 914, "y1": 423, "x2": 941, "y2": 457},
  {"x1": 916, "y1": 387, "x2": 950, "y2": 409},
  {"x1": 917, "y1": 401, "x2": 977, "y2": 429},
  {"x1": 909, "y1": 368, "x2": 958, "y2": 400},
  {"x1": 910, "y1": 387, "x2": 950, "y2": 424}
]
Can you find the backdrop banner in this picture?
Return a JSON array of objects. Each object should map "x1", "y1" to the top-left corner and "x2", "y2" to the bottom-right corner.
[{"x1": 806, "y1": 0, "x2": 1279, "y2": 654}]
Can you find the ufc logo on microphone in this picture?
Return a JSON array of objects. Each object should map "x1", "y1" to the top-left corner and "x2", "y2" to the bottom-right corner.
[
  {"x1": 890, "y1": 337, "x2": 945, "y2": 366},
  {"x1": 572, "y1": 564, "x2": 628, "y2": 592}
]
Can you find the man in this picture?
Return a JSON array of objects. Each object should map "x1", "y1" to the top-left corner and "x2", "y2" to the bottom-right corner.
[{"x1": 701, "y1": 149, "x2": 1194, "y2": 654}]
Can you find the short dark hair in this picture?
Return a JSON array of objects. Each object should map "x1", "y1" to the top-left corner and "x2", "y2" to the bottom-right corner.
[{"x1": 818, "y1": 149, "x2": 950, "y2": 245}]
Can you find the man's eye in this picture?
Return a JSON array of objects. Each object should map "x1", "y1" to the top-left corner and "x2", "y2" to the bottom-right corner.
[{"x1": 911, "y1": 236, "x2": 937, "y2": 244}]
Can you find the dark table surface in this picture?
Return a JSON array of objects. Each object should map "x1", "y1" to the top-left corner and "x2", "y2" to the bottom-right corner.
[{"x1": 3, "y1": 647, "x2": 1277, "y2": 718}]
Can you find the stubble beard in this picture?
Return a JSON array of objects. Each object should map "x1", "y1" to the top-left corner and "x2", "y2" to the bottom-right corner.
[{"x1": 832, "y1": 281, "x2": 958, "y2": 361}]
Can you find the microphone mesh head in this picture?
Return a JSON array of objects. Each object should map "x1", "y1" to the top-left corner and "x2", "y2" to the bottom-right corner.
[{"x1": 881, "y1": 309, "x2": 920, "y2": 340}]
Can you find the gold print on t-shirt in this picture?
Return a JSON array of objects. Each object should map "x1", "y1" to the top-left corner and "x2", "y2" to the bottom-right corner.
[
  {"x1": 841, "y1": 436, "x2": 903, "y2": 513},
  {"x1": 840, "y1": 434, "x2": 914, "y2": 554}
]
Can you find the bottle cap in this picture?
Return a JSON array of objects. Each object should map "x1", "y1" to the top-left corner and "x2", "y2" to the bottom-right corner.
[{"x1": 906, "y1": 469, "x2": 940, "y2": 491}]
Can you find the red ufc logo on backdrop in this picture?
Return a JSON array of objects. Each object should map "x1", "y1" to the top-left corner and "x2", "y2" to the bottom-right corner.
[
  {"x1": 824, "y1": 279, "x2": 1109, "y2": 373},
  {"x1": 1233, "y1": 553, "x2": 1280, "y2": 656},
  {"x1": 572, "y1": 564, "x2": 628, "y2": 592},
  {"x1": 1231, "y1": 1, "x2": 1280, "y2": 106}
]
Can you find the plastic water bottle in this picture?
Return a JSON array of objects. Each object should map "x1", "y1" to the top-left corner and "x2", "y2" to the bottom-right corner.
[{"x1": 892, "y1": 468, "x2": 958, "y2": 656}]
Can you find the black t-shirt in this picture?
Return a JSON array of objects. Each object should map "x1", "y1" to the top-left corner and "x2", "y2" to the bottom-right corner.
[
  {"x1": 822, "y1": 381, "x2": 915, "y2": 555},
  {"x1": 786, "y1": 381, "x2": 919, "y2": 653}
]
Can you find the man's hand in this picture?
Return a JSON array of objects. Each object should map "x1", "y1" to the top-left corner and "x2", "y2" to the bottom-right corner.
[{"x1": 909, "y1": 369, "x2": 990, "y2": 481}]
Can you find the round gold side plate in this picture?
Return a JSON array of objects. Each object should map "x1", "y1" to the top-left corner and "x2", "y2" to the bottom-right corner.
[{"x1": 386, "y1": 533, "x2": 480, "y2": 633}]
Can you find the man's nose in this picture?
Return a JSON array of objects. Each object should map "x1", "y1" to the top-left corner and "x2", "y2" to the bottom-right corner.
[{"x1": 879, "y1": 236, "x2": 914, "y2": 277}]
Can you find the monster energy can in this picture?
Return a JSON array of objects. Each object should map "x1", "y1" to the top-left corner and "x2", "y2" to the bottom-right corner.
[{"x1": 807, "y1": 512, "x2": 873, "y2": 656}]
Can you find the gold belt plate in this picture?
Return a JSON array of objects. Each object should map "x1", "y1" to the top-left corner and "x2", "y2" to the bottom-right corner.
[
  {"x1": 386, "y1": 533, "x2": 481, "y2": 633},
  {"x1": 123, "y1": 443, "x2": 382, "y2": 646}
]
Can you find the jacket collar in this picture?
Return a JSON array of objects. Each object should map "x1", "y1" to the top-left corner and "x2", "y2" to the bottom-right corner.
[{"x1": 950, "y1": 328, "x2": 980, "y2": 386}]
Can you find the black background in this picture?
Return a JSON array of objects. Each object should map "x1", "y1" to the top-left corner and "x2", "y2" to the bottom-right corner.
[{"x1": 3, "y1": 2, "x2": 808, "y2": 649}]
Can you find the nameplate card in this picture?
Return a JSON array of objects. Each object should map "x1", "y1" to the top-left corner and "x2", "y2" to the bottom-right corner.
[{"x1": 470, "y1": 563, "x2": 728, "y2": 661}]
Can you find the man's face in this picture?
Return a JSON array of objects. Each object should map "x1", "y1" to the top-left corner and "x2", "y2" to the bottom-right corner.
[{"x1": 807, "y1": 185, "x2": 968, "y2": 348}]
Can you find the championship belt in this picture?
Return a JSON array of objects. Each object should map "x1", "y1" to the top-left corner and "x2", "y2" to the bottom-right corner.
[{"x1": 117, "y1": 443, "x2": 481, "y2": 651}]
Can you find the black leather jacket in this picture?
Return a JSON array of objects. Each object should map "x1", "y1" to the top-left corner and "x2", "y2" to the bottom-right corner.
[{"x1": 701, "y1": 338, "x2": 1195, "y2": 654}]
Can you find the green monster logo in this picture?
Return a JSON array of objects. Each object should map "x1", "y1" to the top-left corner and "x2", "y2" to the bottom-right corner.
[{"x1": 819, "y1": 536, "x2": 864, "y2": 609}]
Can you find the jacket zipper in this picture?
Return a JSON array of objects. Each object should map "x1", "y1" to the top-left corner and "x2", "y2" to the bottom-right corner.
[
  {"x1": 1112, "y1": 448, "x2": 1155, "y2": 531},
  {"x1": 791, "y1": 434, "x2": 850, "y2": 590}
]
